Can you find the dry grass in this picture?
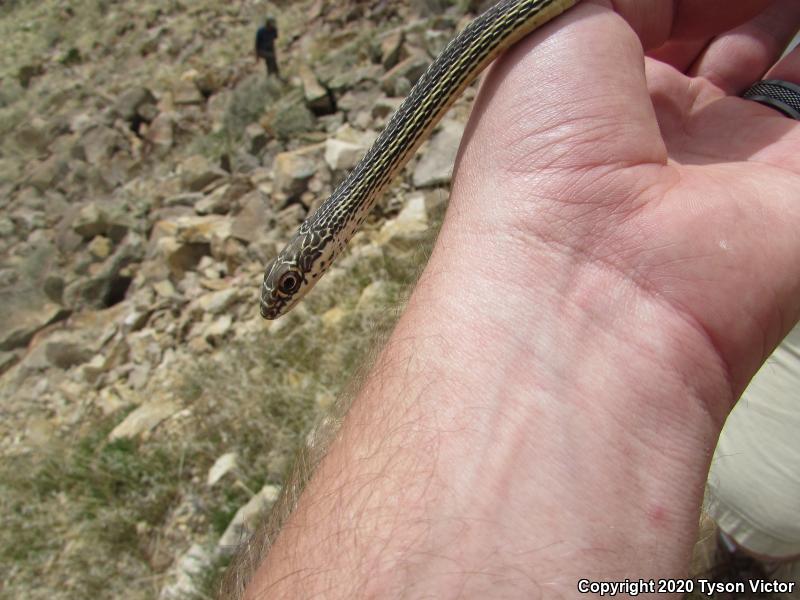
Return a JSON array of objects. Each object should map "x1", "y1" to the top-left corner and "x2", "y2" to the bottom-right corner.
[{"x1": 0, "y1": 204, "x2": 440, "y2": 598}]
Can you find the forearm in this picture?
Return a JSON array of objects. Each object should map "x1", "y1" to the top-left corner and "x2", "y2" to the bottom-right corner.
[
  {"x1": 246, "y1": 204, "x2": 731, "y2": 598},
  {"x1": 241, "y1": 0, "x2": 800, "y2": 594}
]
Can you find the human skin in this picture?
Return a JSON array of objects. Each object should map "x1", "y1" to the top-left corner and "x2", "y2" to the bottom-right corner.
[{"x1": 244, "y1": 1, "x2": 800, "y2": 597}]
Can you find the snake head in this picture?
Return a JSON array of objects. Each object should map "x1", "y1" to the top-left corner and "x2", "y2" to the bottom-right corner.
[
  {"x1": 260, "y1": 230, "x2": 328, "y2": 320},
  {"x1": 260, "y1": 255, "x2": 305, "y2": 320}
]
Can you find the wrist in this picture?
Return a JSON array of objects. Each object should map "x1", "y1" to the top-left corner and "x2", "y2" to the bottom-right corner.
[{"x1": 338, "y1": 218, "x2": 730, "y2": 592}]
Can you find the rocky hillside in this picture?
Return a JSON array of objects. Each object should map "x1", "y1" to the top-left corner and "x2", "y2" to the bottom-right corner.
[{"x1": 0, "y1": 0, "x2": 483, "y2": 597}]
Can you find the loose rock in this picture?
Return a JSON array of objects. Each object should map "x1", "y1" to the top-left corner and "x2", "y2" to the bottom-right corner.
[
  {"x1": 108, "y1": 398, "x2": 180, "y2": 440},
  {"x1": 217, "y1": 484, "x2": 280, "y2": 555},
  {"x1": 272, "y1": 145, "x2": 323, "y2": 203},
  {"x1": 179, "y1": 155, "x2": 226, "y2": 192},
  {"x1": 324, "y1": 138, "x2": 365, "y2": 172},
  {"x1": 159, "y1": 543, "x2": 214, "y2": 600},
  {"x1": 412, "y1": 119, "x2": 464, "y2": 188},
  {"x1": 207, "y1": 452, "x2": 239, "y2": 487},
  {"x1": 113, "y1": 86, "x2": 157, "y2": 123},
  {"x1": 299, "y1": 64, "x2": 335, "y2": 115}
]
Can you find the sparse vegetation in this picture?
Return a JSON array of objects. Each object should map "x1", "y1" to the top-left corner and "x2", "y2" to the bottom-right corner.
[
  {"x1": 0, "y1": 197, "x2": 440, "y2": 598},
  {"x1": 1, "y1": 414, "x2": 183, "y2": 599}
]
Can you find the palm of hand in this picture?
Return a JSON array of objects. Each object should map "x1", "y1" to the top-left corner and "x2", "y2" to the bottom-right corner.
[{"x1": 455, "y1": 1, "x2": 800, "y2": 399}]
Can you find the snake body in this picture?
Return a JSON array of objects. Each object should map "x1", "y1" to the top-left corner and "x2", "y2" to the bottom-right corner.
[{"x1": 261, "y1": 0, "x2": 578, "y2": 319}]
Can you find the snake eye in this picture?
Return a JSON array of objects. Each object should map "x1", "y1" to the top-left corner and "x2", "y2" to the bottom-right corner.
[{"x1": 277, "y1": 271, "x2": 302, "y2": 295}]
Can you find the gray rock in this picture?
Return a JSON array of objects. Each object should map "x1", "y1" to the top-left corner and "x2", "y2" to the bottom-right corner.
[
  {"x1": 149, "y1": 216, "x2": 230, "y2": 279},
  {"x1": 113, "y1": 87, "x2": 157, "y2": 122},
  {"x1": 262, "y1": 89, "x2": 316, "y2": 141},
  {"x1": 351, "y1": 110, "x2": 373, "y2": 130},
  {"x1": 204, "y1": 314, "x2": 232, "y2": 344},
  {"x1": 0, "y1": 351, "x2": 18, "y2": 375},
  {"x1": 207, "y1": 452, "x2": 238, "y2": 487},
  {"x1": 216, "y1": 237, "x2": 248, "y2": 273},
  {"x1": 122, "y1": 309, "x2": 150, "y2": 333},
  {"x1": 76, "y1": 125, "x2": 126, "y2": 164},
  {"x1": 44, "y1": 336, "x2": 97, "y2": 370},
  {"x1": 23, "y1": 307, "x2": 123, "y2": 374},
  {"x1": 152, "y1": 236, "x2": 209, "y2": 280},
  {"x1": 380, "y1": 30, "x2": 406, "y2": 70},
  {"x1": 175, "y1": 215, "x2": 231, "y2": 245},
  {"x1": 79, "y1": 338, "x2": 130, "y2": 386},
  {"x1": 87, "y1": 236, "x2": 113, "y2": 260},
  {"x1": 161, "y1": 193, "x2": 201, "y2": 212},
  {"x1": 324, "y1": 138, "x2": 365, "y2": 172},
  {"x1": 190, "y1": 288, "x2": 239, "y2": 316},
  {"x1": 412, "y1": 119, "x2": 464, "y2": 187},
  {"x1": 0, "y1": 241, "x2": 68, "y2": 351},
  {"x1": 63, "y1": 233, "x2": 143, "y2": 309},
  {"x1": 0, "y1": 295, "x2": 64, "y2": 352},
  {"x1": 243, "y1": 123, "x2": 268, "y2": 157},
  {"x1": 14, "y1": 117, "x2": 53, "y2": 156},
  {"x1": 26, "y1": 155, "x2": 69, "y2": 193},
  {"x1": 88, "y1": 151, "x2": 138, "y2": 192},
  {"x1": 153, "y1": 279, "x2": 179, "y2": 300},
  {"x1": 372, "y1": 97, "x2": 403, "y2": 120},
  {"x1": 108, "y1": 398, "x2": 179, "y2": 440},
  {"x1": 159, "y1": 543, "x2": 213, "y2": 600},
  {"x1": 380, "y1": 52, "x2": 430, "y2": 96},
  {"x1": 172, "y1": 79, "x2": 204, "y2": 105},
  {"x1": 272, "y1": 145, "x2": 323, "y2": 203},
  {"x1": 127, "y1": 363, "x2": 152, "y2": 390},
  {"x1": 327, "y1": 64, "x2": 382, "y2": 93},
  {"x1": 229, "y1": 191, "x2": 269, "y2": 243},
  {"x1": 179, "y1": 155, "x2": 226, "y2": 192},
  {"x1": 194, "y1": 183, "x2": 238, "y2": 216},
  {"x1": 72, "y1": 202, "x2": 129, "y2": 243},
  {"x1": 299, "y1": 65, "x2": 334, "y2": 115},
  {"x1": 375, "y1": 192, "x2": 429, "y2": 251},
  {"x1": 145, "y1": 112, "x2": 174, "y2": 150},
  {"x1": 217, "y1": 484, "x2": 280, "y2": 555},
  {"x1": 276, "y1": 204, "x2": 306, "y2": 230},
  {"x1": 336, "y1": 89, "x2": 373, "y2": 114},
  {"x1": 212, "y1": 177, "x2": 253, "y2": 214}
]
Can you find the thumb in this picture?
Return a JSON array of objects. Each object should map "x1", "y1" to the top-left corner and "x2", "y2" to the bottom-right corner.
[{"x1": 461, "y1": 3, "x2": 664, "y2": 186}]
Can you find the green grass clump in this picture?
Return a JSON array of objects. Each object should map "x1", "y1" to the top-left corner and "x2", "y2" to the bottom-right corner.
[
  {"x1": 221, "y1": 76, "x2": 283, "y2": 141},
  {"x1": 0, "y1": 415, "x2": 182, "y2": 599}
]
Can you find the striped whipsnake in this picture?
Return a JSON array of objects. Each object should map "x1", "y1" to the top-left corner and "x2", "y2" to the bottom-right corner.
[{"x1": 260, "y1": 0, "x2": 579, "y2": 319}]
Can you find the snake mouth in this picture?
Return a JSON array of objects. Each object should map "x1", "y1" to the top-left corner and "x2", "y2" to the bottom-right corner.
[
  {"x1": 260, "y1": 293, "x2": 297, "y2": 320},
  {"x1": 259, "y1": 294, "x2": 285, "y2": 320},
  {"x1": 260, "y1": 304, "x2": 279, "y2": 320}
]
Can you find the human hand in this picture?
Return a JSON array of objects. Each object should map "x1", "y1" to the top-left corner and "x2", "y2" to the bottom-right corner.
[{"x1": 446, "y1": 0, "x2": 800, "y2": 405}]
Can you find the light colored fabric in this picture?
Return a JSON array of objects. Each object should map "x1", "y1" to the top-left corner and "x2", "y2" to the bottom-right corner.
[{"x1": 707, "y1": 323, "x2": 800, "y2": 559}]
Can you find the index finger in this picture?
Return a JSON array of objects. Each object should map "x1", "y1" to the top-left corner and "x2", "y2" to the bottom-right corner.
[{"x1": 598, "y1": 0, "x2": 774, "y2": 50}]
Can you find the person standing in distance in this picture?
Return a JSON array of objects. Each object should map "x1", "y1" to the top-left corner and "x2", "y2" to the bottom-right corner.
[{"x1": 255, "y1": 16, "x2": 279, "y2": 77}]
